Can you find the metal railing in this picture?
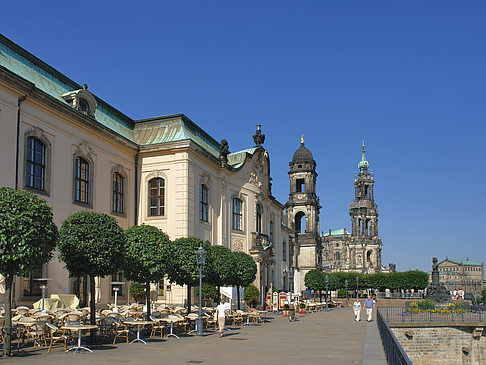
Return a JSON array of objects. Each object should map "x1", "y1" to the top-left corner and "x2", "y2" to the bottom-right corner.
[
  {"x1": 376, "y1": 309, "x2": 413, "y2": 365},
  {"x1": 378, "y1": 306, "x2": 485, "y2": 323},
  {"x1": 376, "y1": 292, "x2": 424, "y2": 300}
]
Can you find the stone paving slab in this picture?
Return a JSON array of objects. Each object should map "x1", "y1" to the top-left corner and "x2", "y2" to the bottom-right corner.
[{"x1": 7, "y1": 308, "x2": 384, "y2": 365}]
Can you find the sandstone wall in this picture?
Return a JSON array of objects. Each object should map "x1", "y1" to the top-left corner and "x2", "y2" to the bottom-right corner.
[{"x1": 392, "y1": 326, "x2": 486, "y2": 365}]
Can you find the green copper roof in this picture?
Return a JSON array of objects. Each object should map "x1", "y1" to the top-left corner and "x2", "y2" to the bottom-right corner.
[
  {"x1": 323, "y1": 228, "x2": 348, "y2": 237},
  {"x1": 227, "y1": 147, "x2": 259, "y2": 168},
  {"x1": 444, "y1": 259, "x2": 482, "y2": 266},
  {"x1": 358, "y1": 141, "x2": 369, "y2": 171},
  {"x1": 0, "y1": 35, "x2": 135, "y2": 142}
]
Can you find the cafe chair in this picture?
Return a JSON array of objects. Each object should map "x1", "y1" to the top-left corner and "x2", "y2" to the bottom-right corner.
[{"x1": 46, "y1": 323, "x2": 68, "y2": 352}]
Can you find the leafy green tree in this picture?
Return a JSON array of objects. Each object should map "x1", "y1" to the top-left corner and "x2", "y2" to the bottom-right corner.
[
  {"x1": 478, "y1": 289, "x2": 486, "y2": 303},
  {"x1": 58, "y1": 210, "x2": 125, "y2": 334},
  {"x1": 0, "y1": 188, "x2": 58, "y2": 356},
  {"x1": 167, "y1": 237, "x2": 210, "y2": 314},
  {"x1": 244, "y1": 284, "x2": 260, "y2": 307},
  {"x1": 123, "y1": 224, "x2": 171, "y2": 320},
  {"x1": 232, "y1": 251, "x2": 257, "y2": 309},
  {"x1": 195, "y1": 283, "x2": 218, "y2": 303},
  {"x1": 206, "y1": 245, "x2": 235, "y2": 302},
  {"x1": 305, "y1": 269, "x2": 324, "y2": 301}
]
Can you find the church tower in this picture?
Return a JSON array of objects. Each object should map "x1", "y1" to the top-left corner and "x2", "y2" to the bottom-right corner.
[
  {"x1": 348, "y1": 141, "x2": 382, "y2": 272},
  {"x1": 286, "y1": 136, "x2": 321, "y2": 290}
]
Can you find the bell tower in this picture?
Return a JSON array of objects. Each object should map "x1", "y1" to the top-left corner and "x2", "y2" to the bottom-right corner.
[
  {"x1": 286, "y1": 136, "x2": 321, "y2": 290},
  {"x1": 348, "y1": 141, "x2": 382, "y2": 272}
]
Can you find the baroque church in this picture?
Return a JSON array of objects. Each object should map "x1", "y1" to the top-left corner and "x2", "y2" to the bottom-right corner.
[{"x1": 287, "y1": 139, "x2": 384, "y2": 290}]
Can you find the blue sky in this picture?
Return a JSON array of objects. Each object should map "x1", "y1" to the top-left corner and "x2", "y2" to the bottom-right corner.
[{"x1": 3, "y1": 1, "x2": 485, "y2": 272}]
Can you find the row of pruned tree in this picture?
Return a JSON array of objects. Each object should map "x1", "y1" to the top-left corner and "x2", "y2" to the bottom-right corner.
[
  {"x1": 0, "y1": 187, "x2": 257, "y2": 355},
  {"x1": 305, "y1": 269, "x2": 429, "y2": 300}
]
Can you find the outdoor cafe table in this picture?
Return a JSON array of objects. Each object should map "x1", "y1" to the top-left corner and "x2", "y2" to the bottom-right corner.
[
  {"x1": 185, "y1": 313, "x2": 199, "y2": 334},
  {"x1": 257, "y1": 310, "x2": 268, "y2": 322},
  {"x1": 61, "y1": 324, "x2": 98, "y2": 353},
  {"x1": 161, "y1": 316, "x2": 183, "y2": 339},
  {"x1": 124, "y1": 320, "x2": 153, "y2": 344}
]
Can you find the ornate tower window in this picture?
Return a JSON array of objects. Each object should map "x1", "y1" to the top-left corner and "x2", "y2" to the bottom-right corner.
[
  {"x1": 26, "y1": 137, "x2": 46, "y2": 191},
  {"x1": 148, "y1": 178, "x2": 165, "y2": 216},
  {"x1": 232, "y1": 198, "x2": 242, "y2": 231},
  {"x1": 200, "y1": 184, "x2": 208, "y2": 222},
  {"x1": 296, "y1": 178, "x2": 305, "y2": 193}
]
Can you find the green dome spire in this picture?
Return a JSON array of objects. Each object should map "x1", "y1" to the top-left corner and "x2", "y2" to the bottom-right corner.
[{"x1": 358, "y1": 140, "x2": 369, "y2": 172}]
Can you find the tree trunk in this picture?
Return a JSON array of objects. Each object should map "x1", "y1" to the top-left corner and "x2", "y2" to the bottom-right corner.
[
  {"x1": 319, "y1": 290, "x2": 322, "y2": 303},
  {"x1": 187, "y1": 285, "x2": 192, "y2": 315},
  {"x1": 89, "y1": 275, "x2": 96, "y2": 344},
  {"x1": 237, "y1": 285, "x2": 241, "y2": 310},
  {"x1": 145, "y1": 281, "x2": 151, "y2": 321},
  {"x1": 217, "y1": 286, "x2": 221, "y2": 303},
  {"x1": 5, "y1": 274, "x2": 12, "y2": 356}
]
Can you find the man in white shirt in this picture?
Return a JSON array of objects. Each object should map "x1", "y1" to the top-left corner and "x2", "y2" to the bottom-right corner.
[{"x1": 216, "y1": 301, "x2": 227, "y2": 338}]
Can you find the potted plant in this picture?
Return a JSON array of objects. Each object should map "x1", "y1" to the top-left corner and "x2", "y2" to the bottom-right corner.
[
  {"x1": 299, "y1": 302, "x2": 306, "y2": 314},
  {"x1": 282, "y1": 303, "x2": 290, "y2": 317}
]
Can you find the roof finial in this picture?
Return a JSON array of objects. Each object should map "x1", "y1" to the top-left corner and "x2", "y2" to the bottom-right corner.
[
  {"x1": 253, "y1": 123, "x2": 265, "y2": 146},
  {"x1": 257, "y1": 123, "x2": 261, "y2": 131},
  {"x1": 358, "y1": 139, "x2": 369, "y2": 171},
  {"x1": 301, "y1": 134, "x2": 304, "y2": 144}
]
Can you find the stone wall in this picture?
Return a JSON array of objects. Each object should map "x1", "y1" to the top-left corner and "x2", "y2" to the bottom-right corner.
[{"x1": 392, "y1": 326, "x2": 486, "y2": 365}]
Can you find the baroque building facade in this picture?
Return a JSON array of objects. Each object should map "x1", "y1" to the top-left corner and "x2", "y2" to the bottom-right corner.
[
  {"x1": 321, "y1": 142, "x2": 383, "y2": 273},
  {"x1": 0, "y1": 35, "x2": 290, "y2": 306}
]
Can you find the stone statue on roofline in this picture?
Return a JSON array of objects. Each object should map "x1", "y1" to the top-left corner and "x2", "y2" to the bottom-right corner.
[{"x1": 219, "y1": 139, "x2": 229, "y2": 164}]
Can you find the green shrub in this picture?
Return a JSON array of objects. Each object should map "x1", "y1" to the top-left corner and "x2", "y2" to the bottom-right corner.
[
  {"x1": 129, "y1": 282, "x2": 146, "y2": 303},
  {"x1": 337, "y1": 289, "x2": 347, "y2": 298}
]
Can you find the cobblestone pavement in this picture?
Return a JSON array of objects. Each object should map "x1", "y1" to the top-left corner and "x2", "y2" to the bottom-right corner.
[{"x1": 7, "y1": 308, "x2": 386, "y2": 365}]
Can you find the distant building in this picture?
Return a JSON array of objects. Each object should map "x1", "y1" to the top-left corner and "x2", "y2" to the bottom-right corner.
[
  {"x1": 438, "y1": 258, "x2": 484, "y2": 295},
  {"x1": 321, "y1": 142, "x2": 384, "y2": 273}
]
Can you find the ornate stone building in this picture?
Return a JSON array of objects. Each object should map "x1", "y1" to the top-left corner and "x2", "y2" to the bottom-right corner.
[
  {"x1": 286, "y1": 137, "x2": 322, "y2": 290},
  {"x1": 0, "y1": 34, "x2": 290, "y2": 306},
  {"x1": 321, "y1": 142, "x2": 383, "y2": 273}
]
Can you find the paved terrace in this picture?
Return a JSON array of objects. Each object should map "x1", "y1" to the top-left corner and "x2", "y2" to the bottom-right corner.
[{"x1": 7, "y1": 308, "x2": 386, "y2": 365}]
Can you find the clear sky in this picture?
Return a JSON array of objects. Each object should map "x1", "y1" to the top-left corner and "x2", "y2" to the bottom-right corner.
[{"x1": 3, "y1": 1, "x2": 485, "y2": 273}]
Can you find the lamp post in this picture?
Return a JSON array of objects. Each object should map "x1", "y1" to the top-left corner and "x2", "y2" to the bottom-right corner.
[
  {"x1": 345, "y1": 279, "x2": 349, "y2": 307},
  {"x1": 325, "y1": 275, "x2": 329, "y2": 311},
  {"x1": 356, "y1": 276, "x2": 359, "y2": 299},
  {"x1": 196, "y1": 244, "x2": 207, "y2": 337}
]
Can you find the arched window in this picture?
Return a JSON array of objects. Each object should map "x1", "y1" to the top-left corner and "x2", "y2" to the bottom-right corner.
[
  {"x1": 269, "y1": 221, "x2": 274, "y2": 242},
  {"x1": 256, "y1": 204, "x2": 263, "y2": 234},
  {"x1": 112, "y1": 172, "x2": 124, "y2": 214},
  {"x1": 200, "y1": 184, "x2": 208, "y2": 222},
  {"x1": 295, "y1": 211, "x2": 306, "y2": 233},
  {"x1": 26, "y1": 137, "x2": 46, "y2": 191},
  {"x1": 74, "y1": 157, "x2": 89, "y2": 203},
  {"x1": 282, "y1": 241, "x2": 287, "y2": 262},
  {"x1": 232, "y1": 198, "x2": 242, "y2": 231},
  {"x1": 335, "y1": 251, "x2": 341, "y2": 261},
  {"x1": 149, "y1": 178, "x2": 165, "y2": 216}
]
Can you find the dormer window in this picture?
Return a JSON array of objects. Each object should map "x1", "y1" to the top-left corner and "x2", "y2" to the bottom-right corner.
[{"x1": 62, "y1": 84, "x2": 98, "y2": 118}]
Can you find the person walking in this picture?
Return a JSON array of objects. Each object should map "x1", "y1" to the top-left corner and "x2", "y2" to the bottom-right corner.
[
  {"x1": 364, "y1": 295, "x2": 374, "y2": 322},
  {"x1": 353, "y1": 299, "x2": 361, "y2": 321},
  {"x1": 216, "y1": 300, "x2": 227, "y2": 338}
]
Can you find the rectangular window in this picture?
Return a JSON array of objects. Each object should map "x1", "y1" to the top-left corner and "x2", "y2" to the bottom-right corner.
[
  {"x1": 149, "y1": 178, "x2": 165, "y2": 216},
  {"x1": 74, "y1": 157, "x2": 89, "y2": 203},
  {"x1": 111, "y1": 273, "x2": 125, "y2": 297},
  {"x1": 26, "y1": 137, "x2": 46, "y2": 191},
  {"x1": 256, "y1": 204, "x2": 262, "y2": 233},
  {"x1": 269, "y1": 221, "x2": 274, "y2": 242},
  {"x1": 232, "y1": 198, "x2": 242, "y2": 231},
  {"x1": 112, "y1": 172, "x2": 125, "y2": 214},
  {"x1": 200, "y1": 184, "x2": 208, "y2": 222},
  {"x1": 283, "y1": 241, "x2": 287, "y2": 262}
]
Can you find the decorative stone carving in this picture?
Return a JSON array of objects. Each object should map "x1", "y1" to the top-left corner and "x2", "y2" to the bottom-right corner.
[
  {"x1": 252, "y1": 123, "x2": 265, "y2": 146},
  {"x1": 145, "y1": 169, "x2": 167, "y2": 181},
  {"x1": 232, "y1": 239, "x2": 244, "y2": 252},
  {"x1": 200, "y1": 173, "x2": 212, "y2": 187},
  {"x1": 425, "y1": 257, "x2": 450, "y2": 303},
  {"x1": 74, "y1": 141, "x2": 94, "y2": 159},
  {"x1": 249, "y1": 154, "x2": 265, "y2": 188}
]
